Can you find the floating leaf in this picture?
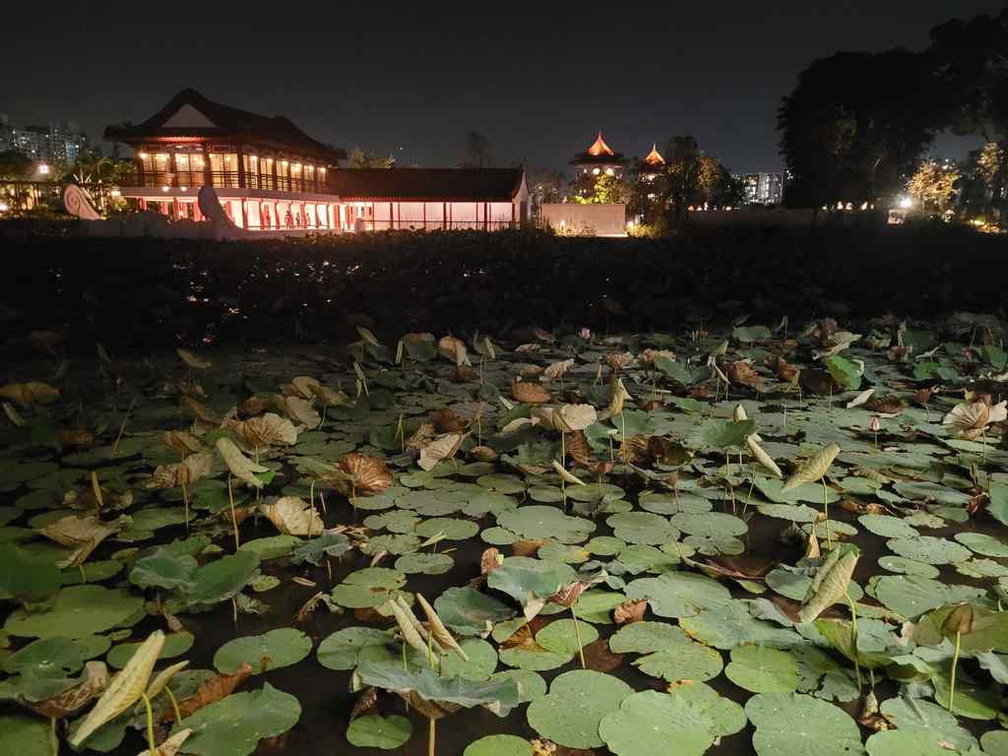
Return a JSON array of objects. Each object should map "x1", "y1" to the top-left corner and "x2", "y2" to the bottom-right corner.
[{"x1": 525, "y1": 669, "x2": 632, "y2": 748}]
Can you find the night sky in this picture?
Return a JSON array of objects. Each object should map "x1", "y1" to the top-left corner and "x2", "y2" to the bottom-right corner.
[{"x1": 3, "y1": 1, "x2": 1002, "y2": 173}]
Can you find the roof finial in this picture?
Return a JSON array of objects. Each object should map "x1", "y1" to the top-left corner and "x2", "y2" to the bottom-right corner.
[{"x1": 587, "y1": 132, "x2": 615, "y2": 157}]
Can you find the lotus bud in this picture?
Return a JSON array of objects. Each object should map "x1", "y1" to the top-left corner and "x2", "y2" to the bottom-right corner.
[
  {"x1": 869, "y1": 416, "x2": 881, "y2": 433},
  {"x1": 579, "y1": 327, "x2": 592, "y2": 340},
  {"x1": 941, "y1": 603, "x2": 975, "y2": 636},
  {"x1": 733, "y1": 404, "x2": 748, "y2": 422}
]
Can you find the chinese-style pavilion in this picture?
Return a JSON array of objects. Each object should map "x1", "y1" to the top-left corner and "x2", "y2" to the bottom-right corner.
[
  {"x1": 103, "y1": 90, "x2": 528, "y2": 233},
  {"x1": 569, "y1": 132, "x2": 629, "y2": 178}
]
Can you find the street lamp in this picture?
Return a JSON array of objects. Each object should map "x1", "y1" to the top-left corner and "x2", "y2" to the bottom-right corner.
[{"x1": 898, "y1": 196, "x2": 913, "y2": 209}]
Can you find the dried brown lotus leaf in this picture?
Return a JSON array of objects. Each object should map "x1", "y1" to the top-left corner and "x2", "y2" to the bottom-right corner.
[
  {"x1": 511, "y1": 380, "x2": 551, "y2": 404},
  {"x1": 747, "y1": 435, "x2": 782, "y2": 479},
  {"x1": 26, "y1": 661, "x2": 109, "y2": 719},
  {"x1": 944, "y1": 400, "x2": 1006, "y2": 439},
  {"x1": 480, "y1": 547, "x2": 503, "y2": 575},
  {"x1": 614, "y1": 599, "x2": 647, "y2": 625},
  {"x1": 287, "y1": 376, "x2": 320, "y2": 399},
  {"x1": 310, "y1": 384, "x2": 351, "y2": 406},
  {"x1": 845, "y1": 388, "x2": 875, "y2": 409},
  {"x1": 406, "y1": 423, "x2": 436, "y2": 450},
  {"x1": 549, "y1": 582, "x2": 587, "y2": 608},
  {"x1": 542, "y1": 358, "x2": 575, "y2": 382},
  {"x1": 864, "y1": 395, "x2": 905, "y2": 414},
  {"x1": 511, "y1": 539, "x2": 546, "y2": 557},
  {"x1": 180, "y1": 396, "x2": 220, "y2": 425},
  {"x1": 0, "y1": 381, "x2": 60, "y2": 407},
  {"x1": 215, "y1": 437, "x2": 268, "y2": 489},
  {"x1": 552, "y1": 460, "x2": 586, "y2": 486},
  {"x1": 567, "y1": 431, "x2": 596, "y2": 468},
  {"x1": 238, "y1": 413, "x2": 299, "y2": 450},
  {"x1": 782, "y1": 442, "x2": 840, "y2": 491},
  {"x1": 470, "y1": 445, "x2": 498, "y2": 462},
  {"x1": 262, "y1": 496, "x2": 324, "y2": 536},
  {"x1": 176, "y1": 348, "x2": 211, "y2": 369},
  {"x1": 163, "y1": 430, "x2": 204, "y2": 455},
  {"x1": 430, "y1": 408, "x2": 468, "y2": 433},
  {"x1": 278, "y1": 395, "x2": 321, "y2": 427},
  {"x1": 418, "y1": 431, "x2": 465, "y2": 471},
  {"x1": 438, "y1": 335, "x2": 471, "y2": 366},
  {"x1": 58, "y1": 428, "x2": 95, "y2": 450},
  {"x1": 40, "y1": 514, "x2": 127, "y2": 567},
  {"x1": 416, "y1": 593, "x2": 468, "y2": 661},
  {"x1": 239, "y1": 395, "x2": 269, "y2": 417},
  {"x1": 160, "y1": 662, "x2": 253, "y2": 722},
  {"x1": 71, "y1": 631, "x2": 165, "y2": 747},
  {"x1": 765, "y1": 354, "x2": 799, "y2": 382},
  {"x1": 727, "y1": 360, "x2": 763, "y2": 390},
  {"x1": 336, "y1": 453, "x2": 392, "y2": 495},
  {"x1": 608, "y1": 377, "x2": 631, "y2": 416}
]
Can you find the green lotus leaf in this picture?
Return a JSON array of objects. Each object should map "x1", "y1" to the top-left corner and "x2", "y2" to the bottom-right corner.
[
  {"x1": 0, "y1": 713, "x2": 50, "y2": 756},
  {"x1": 5, "y1": 585, "x2": 143, "y2": 638},
  {"x1": 873, "y1": 575, "x2": 985, "y2": 619},
  {"x1": 171, "y1": 682, "x2": 301, "y2": 756},
  {"x1": 725, "y1": 646, "x2": 800, "y2": 692},
  {"x1": 877, "y1": 697, "x2": 977, "y2": 752},
  {"x1": 496, "y1": 506, "x2": 594, "y2": 544},
  {"x1": 605, "y1": 511, "x2": 679, "y2": 545},
  {"x1": 290, "y1": 532, "x2": 351, "y2": 565},
  {"x1": 182, "y1": 551, "x2": 261, "y2": 607},
  {"x1": 434, "y1": 586, "x2": 515, "y2": 636},
  {"x1": 680, "y1": 601, "x2": 801, "y2": 650},
  {"x1": 625, "y1": 571, "x2": 731, "y2": 618},
  {"x1": 609, "y1": 621, "x2": 723, "y2": 682},
  {"x1": 317, "y1": 627, "x2": 395, "y2": 671},
  {"x1": 0, "y1": 545, "x2": 62, "y2": 602},
  {"x1": 346, "y1": 714, "x2": 412, "y2": 749},
  {"x1": 526, "y1": 669, "x2": 632, "y2": 749},
  {"x1": 357, "y1": 660, "x2": 520, "y2": 709},
  {"x1": 330, "y1": 567, "x2": 406, "y2": 609},
  {"x1": 745, "y1": 692, "x2": 865, "y2": 756},
  {"x1": 395, "y1": 552, "x2": 454, "y2": 574},
  {"x1": 464, "y1": 734, "x2": 532, "y2": 756},
  {"x1": 214, "y1": 628, "x2": 312, "y2": 674}
]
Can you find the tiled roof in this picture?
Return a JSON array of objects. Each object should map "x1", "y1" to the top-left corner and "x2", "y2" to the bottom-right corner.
[{"x1": 104, "y1": 89, "x2": 346, "y2": 162}]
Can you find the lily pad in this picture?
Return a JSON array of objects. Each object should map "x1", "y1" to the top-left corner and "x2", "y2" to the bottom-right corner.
[
  {"x1": 497, "y1": 506, "x2": 594, "y2": 544},
  {"x1": 330, "y1": 567, "x2": 407, "y2": 609},
  {"x1": 625, "y1": 572, "x2": 731, "y2": 618},
  {"x1": 435, "y1": 586, "x2": 515, "y2": 636},
  {"x1": 346, "y1": 714, "x2": 412, "y2": 749},
  {"x1": 317, "y1": 627, "x2": 394, "y2": 671},
  {"x1": 0, "y1": 713, "x2": 50, "y2": 756},
  {"x1": 609, "y1": 621, "x2": 723, "y2": 682},
  {"x1": 171, "y1": 682, "x2": 301, "y2": 756},
  {"x1": 395, "y1": 552, "x2": 454, "y2": 575},
  {"x1": 107, "y1": 631, "x2": 194, "y2": 668},
  {"x1": 725, "y1": 646, "x2": 801, "y2": 693},
  {"x1": 464, "y1": 734, "x2": 532, "y2": 756},
  {"x1": 886, "y1": 536, "x2": 971, "y2": 565},
  {"x1": 213, "y1": 628, "x2": 313, "y2": 674},
  {"x1": 526, "y1": 669, "x2": 632, "y2": 749},
  {"x1": 873, "y1": 575, "x2": 985, "y2": 619},
  {"x1": 4, "y1": 584, "x2": 143, "y2": 638},
  {"x1": 745, "y1": 692, "x2": 865, "y2": 756},
  {"x1": 954, "y1": 532, "x2": 1008, "y2": 558}
]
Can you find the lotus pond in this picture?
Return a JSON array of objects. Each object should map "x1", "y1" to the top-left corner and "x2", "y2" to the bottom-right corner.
[{"x1": 0, "y1": 315, "x2": 1006, "y2": 756}]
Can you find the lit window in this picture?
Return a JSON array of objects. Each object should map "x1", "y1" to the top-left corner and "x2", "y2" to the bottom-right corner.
[{"x1": 592, "y1": 168, "x2": 600, "y2": 175}]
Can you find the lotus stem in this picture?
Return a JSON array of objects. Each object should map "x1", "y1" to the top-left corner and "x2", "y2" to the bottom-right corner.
[
  {"x1": 111, "y1": 396, "x2": 137, "y2": 459},
  {"x1": 227, "y1": 476, "x2": 239, "y2": 551},
  {"x1": 844, "y1": 591, "x2": 862, "y2": 690},
  {"x1": 182, "y1": 482, "x2": 189, "y2": 530},
  {"x1": 948, "y1": 630, "x2": 961, "y2": 713},
  {"x1": 822, "y1": 478, "x2": 833, "y2": 548},
  {"x1": 141, "y1": 693, "x2": 157, "y2": 756},
  {"x1": 79, "y1": 564, "x2": 86, "y2": 583},
  {"x1": 50, "y1": 717, "x2": 57, "y2": 756},
  {"x1": 560, "y1": 432, "x2": 567, "y2": 511},
  {"x1": 572, "y1": 606, "x2": 586, "y2": 669},
  {"x1": 428, "y1": 716, "x2": 436, "y2": 756},
  {"x1": 165, "y1": 686, "x2": 183, "y2": 726}
]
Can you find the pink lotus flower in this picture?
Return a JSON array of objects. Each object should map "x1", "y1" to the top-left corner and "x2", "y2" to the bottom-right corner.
[{"x1": 579, "y1": 327, "x2": 592, "y2": 340}]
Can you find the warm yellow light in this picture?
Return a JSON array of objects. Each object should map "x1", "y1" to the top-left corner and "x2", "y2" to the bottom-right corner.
[
  {"x1": 110, "y1": 189, "x2": 121, "y2": 198},
  {"x1": 181, "y1": 186, "x2": 188, "y2": 191},
  {"x1": 37, "y1": 163, "x2": 50, "y2": 175},
  {"x1": 162, "y1": 186, "x2": 169, "y2": 192},
  {"x1": 138, "y1": 152, "x2": 149, "y2": 159},
  {"x1": 592, "y1": 167, "x2": 600, "y2": 175}
]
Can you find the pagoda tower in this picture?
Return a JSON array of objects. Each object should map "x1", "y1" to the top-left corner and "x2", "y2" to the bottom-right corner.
[{"x1": 569, "y1": 132, "x2": 628, "y2": 198}]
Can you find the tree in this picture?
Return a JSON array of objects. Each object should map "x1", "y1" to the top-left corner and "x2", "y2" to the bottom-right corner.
[
  {"x1": 905, "y1": 159, "x2": 959, "y2": 213},
  {"x1": 571, "y1": 173, "x2": 630, "y2": 204},
  {"x1": 463, "y1": 131, "x2": 490, "y2": 168},
  {"x1": 926, "y1": 10, "x2": 1008, "y2": 142},
  {"x1": 778, "y1": 50, "x2": 938, "y2": 207},
  {"x1": 349, "y1": 146, "x2": 395, "y2": 169},
  {"x1": 0, "y1": 150, "x2": 33, "y2": 180}
]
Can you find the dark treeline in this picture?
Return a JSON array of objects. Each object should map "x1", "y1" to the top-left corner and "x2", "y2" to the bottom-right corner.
[
  {"x1": 1, "y1": 228, "x2": 1004, "y2": 357},
  {"x1": 780, "y1": 9, "x2": 1008, "y2": 212}
]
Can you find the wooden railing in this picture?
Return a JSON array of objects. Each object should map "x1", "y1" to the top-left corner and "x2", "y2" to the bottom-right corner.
[{"x1": 125, "y1": 171, "x2": 329, "y2": 194}]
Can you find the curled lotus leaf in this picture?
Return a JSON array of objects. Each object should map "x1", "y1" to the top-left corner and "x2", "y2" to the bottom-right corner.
[
  {"x1": 782, "y1": 442, "x2": 840, "y2": 491},
  {"x1": 798, "y1": 544, "x2": 860, "y2": 623},
  {"x1": 260, "y1": 496, "x2": 324, "y2": 537},
  {"x1": 215, "y1": 438, "x2": 268, "y2": 489}
]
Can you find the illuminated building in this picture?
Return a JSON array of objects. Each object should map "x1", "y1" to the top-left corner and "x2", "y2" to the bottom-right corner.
[
  {"x1": 739, "y1": 172, "x2": 785, "y2": 205},
  {"x1": 569, "y1": 132, "x2": 629, "y2": 197},
  {"x1": 104, "y1": 89, "x2": 528, "y2": 232}
]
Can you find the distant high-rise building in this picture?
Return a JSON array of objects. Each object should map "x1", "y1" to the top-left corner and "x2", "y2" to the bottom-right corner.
[
  {"x1": 5, "y1": 120, "x2": 89, "y2": 165},
  {"x1": 739, "y1": 172, "x2": 785, "y2": 205}
]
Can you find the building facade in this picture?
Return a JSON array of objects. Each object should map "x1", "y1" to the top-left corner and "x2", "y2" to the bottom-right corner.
[
  {"x1": 1, "y1": 119, "x2": 88, "y2": 165},
  {"x1": 103, "y1": 90, "x2": 527, "y2": 233},
  {"x1": 740, "y1": 172, "x2": 786, "y2": 205}
]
